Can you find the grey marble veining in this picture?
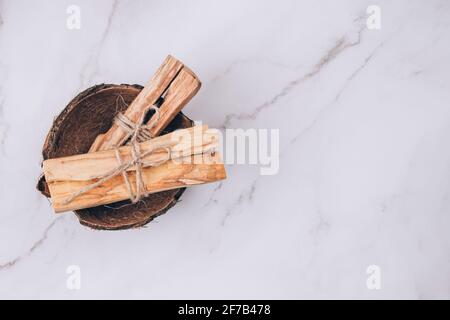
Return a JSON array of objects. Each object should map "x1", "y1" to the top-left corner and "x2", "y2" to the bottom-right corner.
[{"x1": 0, "y1": 0, "x2": 449, "y2": 299}]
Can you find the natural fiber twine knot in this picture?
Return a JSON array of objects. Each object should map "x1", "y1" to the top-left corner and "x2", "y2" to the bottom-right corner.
[
  {"x1": 115, "y1": 110, "x2": 156, "y2": 143},
  {"x1": 62, "y1": 102, "x2": 171, "y2": 206}
]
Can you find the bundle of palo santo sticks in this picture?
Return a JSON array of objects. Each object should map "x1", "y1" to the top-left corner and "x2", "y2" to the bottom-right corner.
[{"x1": 42, "y1": 56, "x2": 226, "y2": 213}]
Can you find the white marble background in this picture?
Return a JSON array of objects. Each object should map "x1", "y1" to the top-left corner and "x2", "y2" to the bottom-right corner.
[{"x1": 0, "y1": 0, "x2": 449, "y2": 299}]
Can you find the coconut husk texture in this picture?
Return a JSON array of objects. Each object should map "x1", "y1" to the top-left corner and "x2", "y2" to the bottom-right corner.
[{"x1": 37, "y1": 84, "x2": 193, "y2": 230}]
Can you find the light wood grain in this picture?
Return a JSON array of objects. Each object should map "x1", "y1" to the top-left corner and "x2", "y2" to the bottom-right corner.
[
  {"x1": 147, "y1": 68, "x2": 200, "y2": 137},
  {"x1": 44, "y1": 125, "x2": 217, "y2": 181},
  {"x1": 89, "y1": 55, "x2": 201, "y2": 152},
  {"x1": 43, "y1": 126, "x2": 226, "y2": 213},
  {"x1": 48, "y1": 153, "x2": 226, "y2": 213}
]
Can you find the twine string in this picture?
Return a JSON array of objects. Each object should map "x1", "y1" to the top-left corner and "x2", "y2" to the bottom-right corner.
[{"x1": 115, "y1": 104, "x2": 161, "y2": 143}]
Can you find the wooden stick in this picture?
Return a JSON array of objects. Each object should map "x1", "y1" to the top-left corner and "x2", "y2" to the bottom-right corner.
[
  {"x1": 44, "y1": 125, "x2": 216, "y2": 182},
  {"x1": 89, "y1": 55, "x2": 201, "y2": 152},
  {"x1": 147, "y1": 68, "x2": 200, "y2": 137},
  {"x1": 47, "y1": 153, "x2": 226, "y2": 213},
  {"x1": 43, "y1": 126, "x2": 226, "y2": 213}
]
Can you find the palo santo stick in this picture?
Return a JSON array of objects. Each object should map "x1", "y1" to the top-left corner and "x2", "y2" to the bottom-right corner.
[
  {"x1": 146, "y1": 68, "x2": 200, "y2": 137},
  {"x1": 47, "y1": 153, "x2": 226, "y2": 213},
  {"x1": 89, "y1": 55, "x2": 201, "y2": 152},
  {"x1": 44, "y1": 125, "x2": 216, "y2": 182}
]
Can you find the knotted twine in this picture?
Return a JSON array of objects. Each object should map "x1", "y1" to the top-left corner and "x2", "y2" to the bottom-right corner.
[{"x1": 62, "y1": 103, "x2": 171, "y2": 205}]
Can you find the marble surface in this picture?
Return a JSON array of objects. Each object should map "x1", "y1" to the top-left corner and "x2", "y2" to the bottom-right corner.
[{"x1": 0, "y1": 0, "x2": 449, "y2": 299}]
